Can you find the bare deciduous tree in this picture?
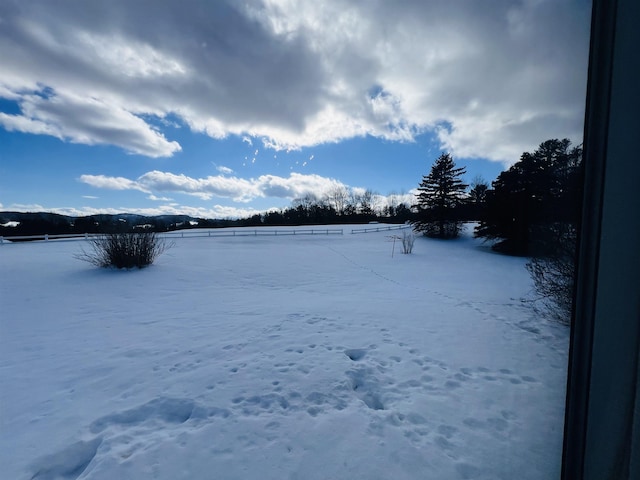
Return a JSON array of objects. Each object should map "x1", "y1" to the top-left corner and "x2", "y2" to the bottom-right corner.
[{"x1": 325, "y1": 186, "x2": 350, "y2": 215}]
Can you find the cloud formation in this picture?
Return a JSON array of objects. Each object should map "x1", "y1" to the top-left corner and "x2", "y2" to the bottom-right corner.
[
  {"x1": 80, "y1": 171, "x2": 347, "y2": 203},
  {"x1": 3, "y1": 203, "x2": 267, "y2": 220},
  {"x1": 0, "y1": 0, "x2": 590, "y2": 162},
  {"x1": 79, "y1": 174, "x2": 149, "y2": 193},
  {"x1": 0, "y1": 90, "x2": 181, "y2": 157},
  {"x1": 216, "y1": 166, "x2": 234, "y2": 175}
]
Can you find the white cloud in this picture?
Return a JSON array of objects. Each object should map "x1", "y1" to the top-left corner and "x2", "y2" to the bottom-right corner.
[
  {"x1": 4, "y1": 202, "x2": 271, "y2": 220},
  {"x1": 82, "y1": 195, "x2": 98, "y2": 199},
  {"x1": 0, "y1": 0, "x2": 590, "y2": 162},
  {"x1": 79, "y1": 170, "x2": 349, "y2": 203},
  {"x1": 217, "y1": 166, "x2": 234, "y2": 175},
  {"x1": 137, "y1": 171, "x2": 259, "y2": 202},
  {"x1": 79, "y1": 174, "x2": 149, "y2": 192},
  {"x1": 206, "y1": 205, "x2": 266, "y2": 219},
  {"x1": 6, "y1": 203, "x2": 45, "y2": 211},
  {"x1": 74, "y1": 30, "x2": 188, "y2": 79},
  {"x1": 0, "y1": 112, "x2": 60, "y2": 137},
  {"x1": 148, "y1": 194, "x2": 173, "y2": 201},
  {"x1": 0, "y1": 91, "x2": 181, "y2": 157},
  {"x1": 257, "y1": 172, "x2": 343, "y2": 199},
  {"x1": 376, "y1": 190, "x2": 418, "y2": 210}
]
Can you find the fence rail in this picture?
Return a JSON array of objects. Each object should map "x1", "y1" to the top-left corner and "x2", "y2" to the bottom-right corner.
[
  {"x1": 0, "y1": 228, "x2": 344, "y2": 244},
  {"x1": 0, "y1": 233, "x2": 94, "y2": 243},
  {"x1": 1, "y1": 224, "x2": 414, "y2": 244},
  {"x1": 351, "y1": 224, "x2": 413, "y2": 234},
  {"x1": 161, "y1": 228, "x2": 344, "y2": 239}
]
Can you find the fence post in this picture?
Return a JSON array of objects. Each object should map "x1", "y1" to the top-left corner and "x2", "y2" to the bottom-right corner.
[{"x1": 45, "y1": 234, "x2": 49, "y2": 241}]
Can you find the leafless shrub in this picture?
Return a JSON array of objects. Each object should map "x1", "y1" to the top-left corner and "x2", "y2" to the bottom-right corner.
[
  {"x1": 525, "y1": 223, "x2": 576, "y2": 324},
  {"x1": 75, "y1": 232, "x2": 170, "y2": 269},
  {"x1": 401, "y1": 230, "x2": 415, "y2": 254}
]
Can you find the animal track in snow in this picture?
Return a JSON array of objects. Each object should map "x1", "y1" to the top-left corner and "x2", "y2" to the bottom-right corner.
[
  {"x1": 346, "y1": 366, "x2": 385, "y2": 411},
  {"x1": 344, "y1": 348, "x2": 367, "y2": 361},
  {"x1": 89, "y1": 397, "x2": 230, "y2": 435},
  {"x1": 230, "y1": 387, "x2": 349, "y2": 417},
  {"x1": 90, "y1": 397, "x2": 199, "y2": 433},
  {"x1": 32, "y1": 397, "x2": 232, "y2": 479},
  {"x1": 30, "y1": 437, "x2": 102, "y2": 480}
]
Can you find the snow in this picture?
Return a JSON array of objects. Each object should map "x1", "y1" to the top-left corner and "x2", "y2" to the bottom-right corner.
[{"x1": 0, "y1": 225, "x2": 569, "y2": 479}]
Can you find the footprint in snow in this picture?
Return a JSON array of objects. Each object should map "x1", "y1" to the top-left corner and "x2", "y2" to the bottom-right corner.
[
  {"x1": 89, "y1": 397, "x2": 231, "y2": 437},
  {"x1": 30, "y1": 437, "x2": 102, "y2": 480},
  {"x1": 346, "y1": 367, "x2": 385, "y2": 411},
  {"x1": 344, "y1": 348, "x2": 367, "y2": 361},
  {"x1": 89, "y1": 397, "x2": 202, "y2": 433}
]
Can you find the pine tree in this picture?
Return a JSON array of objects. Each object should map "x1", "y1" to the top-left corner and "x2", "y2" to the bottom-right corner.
[
  {"x1": 412, "y1": 153, "x2": 468, "y2": 238},
  {"x1": 475, "y1": 139, "x2": 582, "y2": 255},
  {"x1": 468, "y1": 175, "x2": 489, "y2": 205}
]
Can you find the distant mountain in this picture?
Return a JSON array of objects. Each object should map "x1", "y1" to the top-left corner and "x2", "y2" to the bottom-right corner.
[{"x1": 0, "y1": 212, "x2": 224, "y2": 238}]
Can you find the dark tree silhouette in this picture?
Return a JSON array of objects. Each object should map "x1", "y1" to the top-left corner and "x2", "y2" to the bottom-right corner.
[
  {"x1": 358, "y1": 189, "x2": 376, "y2": 218},
  {"x1": 474, "y1": 138, "x2": 582, "y2": 322},
  {"x1": 469, "y1": 175, "x2": 489, "y2": 205},
  {"x1": 475, "y1": 139, "x2": 582, "y2": 255},
  {"x1": 412, "y1": 153, "x2": 468, "y2": 238},
  {"x1": 458, "y1": 175, "x2": 490, "y2": 221}
]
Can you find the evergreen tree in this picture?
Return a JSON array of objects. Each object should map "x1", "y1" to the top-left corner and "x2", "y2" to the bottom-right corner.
[
  {"x1": 412, "y1": 153, "x2": 468, "y2": 238},
  {"x1": 468, "y1": 175, "x2": 489, "y2": 205},
  {"x1": 475, "y1": 139, "x2": 582, "y2": 255},
  {"x1": 459, "y1": 175, "x2": 490, "y2": 221}
]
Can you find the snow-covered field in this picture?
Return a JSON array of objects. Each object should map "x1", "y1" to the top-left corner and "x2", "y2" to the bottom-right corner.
[{"x1": 0, "y1": 225, "x2": 569, "y2": 480}]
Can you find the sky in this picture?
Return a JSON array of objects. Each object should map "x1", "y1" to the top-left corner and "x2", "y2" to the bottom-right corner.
[{"x1": 0, "y1": 0, "x2": 592, "y2": 219}]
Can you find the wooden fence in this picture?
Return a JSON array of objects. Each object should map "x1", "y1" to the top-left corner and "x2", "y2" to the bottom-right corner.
[
  {"x1": 1, "y1": 224, "x2": 416, "y2": 244},
  {"x1": 0, "y1": 228, "x2": 345, "y2": 244},
  {"x1": 351, "y1": 224, "x2": 413, "y2": 234}
]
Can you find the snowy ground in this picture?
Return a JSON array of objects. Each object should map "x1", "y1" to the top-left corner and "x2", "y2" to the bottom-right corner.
[{"x1": 0, "y1": 225, "x2": 569, "y2": 480}]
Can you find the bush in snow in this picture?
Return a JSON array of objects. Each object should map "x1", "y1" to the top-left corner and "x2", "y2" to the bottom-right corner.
[
  {"x1": 525, "y1": 222, "x2": 576, "y2": 324},
  {"x1": 75, "y1": 232, "x2": 170, "y2": 269},
  {"x1": 401, "y1": 230, "x2": 415, "y2": 254}
]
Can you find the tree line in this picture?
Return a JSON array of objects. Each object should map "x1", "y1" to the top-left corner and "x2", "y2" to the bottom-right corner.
[
  {"x1": 412, "y1": 138, "x2": 582, "y2": 322},
  {"x1": 412, "y1": 138, "x2": 581, "y2": 250},
  {"x1": 239, "y1": 187, "x2": 414, "y2": 227}
]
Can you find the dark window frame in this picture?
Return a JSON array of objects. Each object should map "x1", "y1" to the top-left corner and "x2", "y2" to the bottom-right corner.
[{"x1": 562, "y1": 0, "x2": 640, "y2": 477}]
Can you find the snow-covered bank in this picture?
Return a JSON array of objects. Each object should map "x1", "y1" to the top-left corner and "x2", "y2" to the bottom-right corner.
[{"x1": 0, "y1": 225, "x2": 569, "y2": 479}]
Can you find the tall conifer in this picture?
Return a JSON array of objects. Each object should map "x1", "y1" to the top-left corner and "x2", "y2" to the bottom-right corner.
[{"x1": 412, "y1": 153, "x2": 468, "y2": 238}]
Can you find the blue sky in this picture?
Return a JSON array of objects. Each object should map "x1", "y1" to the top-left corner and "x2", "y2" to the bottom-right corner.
[{"x1": 0, "y1": 0, "x2": 591, "y2": 219}]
